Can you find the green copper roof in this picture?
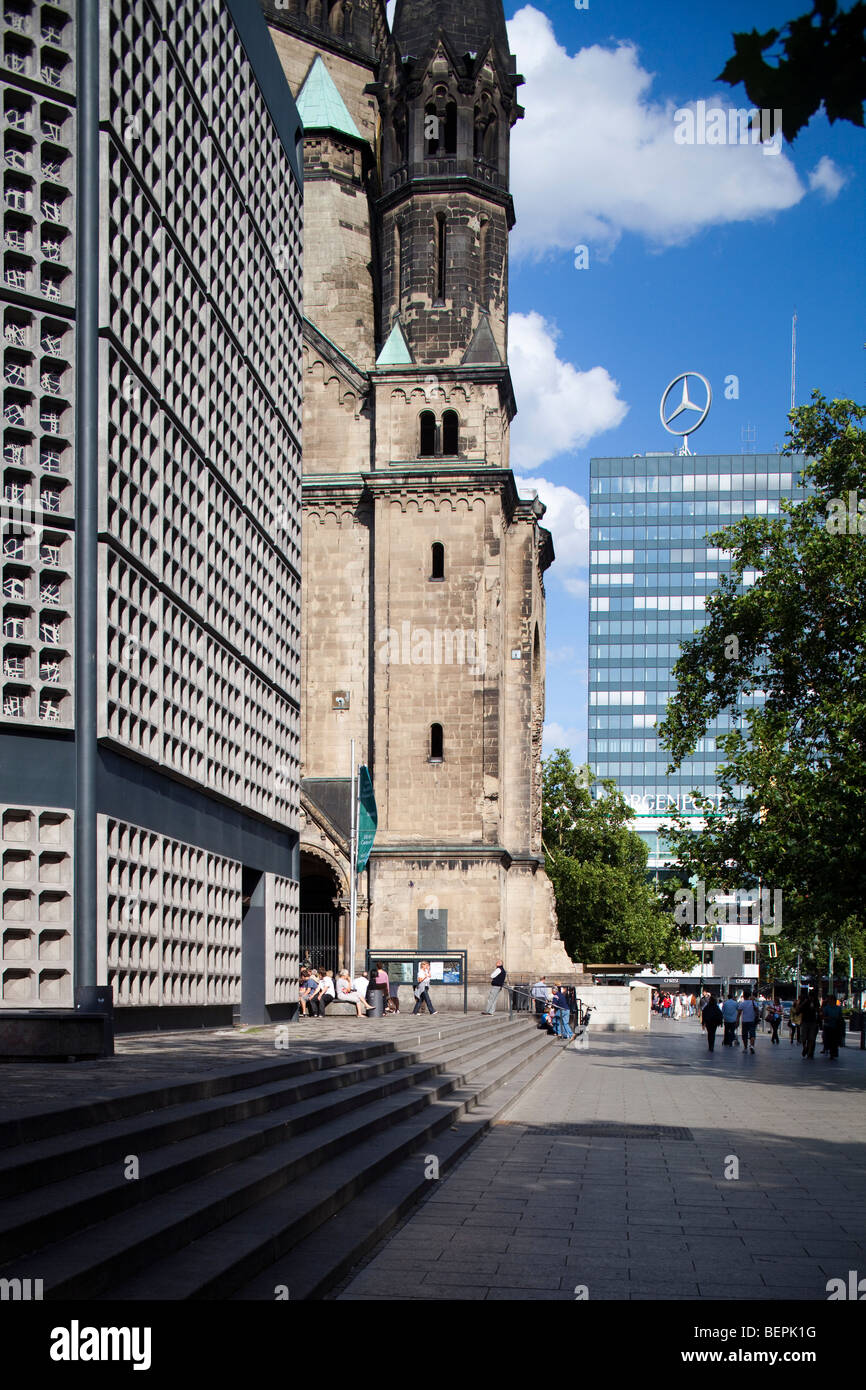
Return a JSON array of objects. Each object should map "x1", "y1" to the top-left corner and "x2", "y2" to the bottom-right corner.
[
  {"x1": 296, "y1": 55, "x2": 361, "y2": 140},
  {"x1": 376, "y1": 320, "x2": 413, "y2": 366}
]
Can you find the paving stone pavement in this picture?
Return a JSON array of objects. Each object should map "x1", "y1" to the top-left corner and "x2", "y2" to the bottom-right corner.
[{"x1": 335, "y1": 1018, "x2": 866, "y2": 1301}]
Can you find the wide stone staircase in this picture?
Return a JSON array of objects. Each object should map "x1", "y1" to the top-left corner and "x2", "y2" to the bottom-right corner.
[{"x1": 0, "y1": 1013, "x2": 558, "y2": 1300}]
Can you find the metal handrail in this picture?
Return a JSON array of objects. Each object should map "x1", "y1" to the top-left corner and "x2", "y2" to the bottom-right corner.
[{"x1": 508, "y1": 983, "x2": 589, "y2": 1027}]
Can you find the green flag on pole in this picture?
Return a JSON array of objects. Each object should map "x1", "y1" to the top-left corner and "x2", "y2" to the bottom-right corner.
[{"x1": 356, "y1": 766, "x2": 377, "y2": 873}]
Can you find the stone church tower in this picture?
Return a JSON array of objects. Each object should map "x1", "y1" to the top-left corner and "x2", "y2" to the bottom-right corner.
[{"x1": 263, "y1": 0, "x2": 574, "y2": 990}]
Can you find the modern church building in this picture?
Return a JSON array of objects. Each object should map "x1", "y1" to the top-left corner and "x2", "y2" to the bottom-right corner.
[
  {"x1": 0, "y1": 0, "x2": 303, "y2": 1028},
  {"x1": 588, "y1": 447, "x2": 805, "y2": 980}
]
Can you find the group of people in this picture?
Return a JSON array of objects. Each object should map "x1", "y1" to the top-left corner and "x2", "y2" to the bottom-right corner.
[
  {"x1": 788, "y1": 990, "x2": 845, "y2": 1059},
  {"x1": 298, "y1": 961, "x2": 437, "y2": 1018},
  {"x1": 652, "y1": 990, "x2": 699, "y2": 1018},
  {"x1": 530, "y1": 977, "x2": 575, "y2": 1039},
  {"x1": 698, "y1": 986, "x2": 847, "y2": 1057}
]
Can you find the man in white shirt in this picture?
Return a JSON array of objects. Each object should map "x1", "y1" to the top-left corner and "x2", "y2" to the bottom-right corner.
[
  {"x1": 482, "y1": 960, "x2": 507, "y2": 1015},
  {"x1": 530, "y1": 976, "x2": 548, "y2": 1016},
  {"x1": 309, "y1": 973, "x2": 335, "y2": 1017}
]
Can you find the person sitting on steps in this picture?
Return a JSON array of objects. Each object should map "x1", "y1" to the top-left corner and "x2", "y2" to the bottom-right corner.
[{"x1": 335, "y1": 969, "x2": 374, "y2": 1017}]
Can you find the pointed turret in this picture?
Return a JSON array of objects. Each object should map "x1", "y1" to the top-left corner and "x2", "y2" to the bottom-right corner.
[
  {"x1": 375, "y1": 0, "x2": 522, "y2": 369},
  {"x1": 297, "y1": 54, "x2": 362, "y2": 139},
  {"x1": 392, "y1": 0, "x2": 511, "y2": 69}
]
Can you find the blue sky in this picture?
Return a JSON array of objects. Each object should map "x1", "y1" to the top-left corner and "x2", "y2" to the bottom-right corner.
[{"x1": 501, "y1": 1, "x2": 865, "y2": 765}]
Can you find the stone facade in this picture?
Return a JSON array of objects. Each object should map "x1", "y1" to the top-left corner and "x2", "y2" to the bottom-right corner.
[{"x1": 266, "y1": 0, "x2": 574, "y2": 988}]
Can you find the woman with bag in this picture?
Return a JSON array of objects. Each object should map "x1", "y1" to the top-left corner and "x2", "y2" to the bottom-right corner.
[{"x1": 412, "y1": 960, "x2": 436, "y2": 1015}]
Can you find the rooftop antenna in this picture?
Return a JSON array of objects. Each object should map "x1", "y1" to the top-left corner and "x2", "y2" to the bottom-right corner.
[{"x1": 791, "y1": 310, "x2": 797, "y2": 413}]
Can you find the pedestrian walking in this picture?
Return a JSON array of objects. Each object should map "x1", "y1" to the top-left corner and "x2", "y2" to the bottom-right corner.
[
  {"x1": 702, "y1": 991, "x2": 723, "y2": 1051},
  {"x1": 788, "y1": 997, "x2": 802, "y2": 1045},
  {"x1": 800, "y1": 991, "x2": 820, "y2": 1059},
  {"x1": 820, "y1": 994, "x2": 844, "y2": 1060},
  {"x1": 768, "y1": 1000, "x2": 782, "y2": 1044},
  {"x1": 483, "y1": 959, "x2": 507, "y2": 1015},
  {"x1": 738, "y1": 989, "x2": 758, "y2": 1053},
  {"x1": 412, "y1": 960, "x2": 436, "y2": 1015},
  {"x1": 721, "y1": 993, "x2": 740, "y2": 1046}
]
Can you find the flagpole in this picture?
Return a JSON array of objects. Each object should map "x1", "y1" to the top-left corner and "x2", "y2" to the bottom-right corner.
[{"x1": 349, "y1": 739, "x2": 357, "y2": 975}]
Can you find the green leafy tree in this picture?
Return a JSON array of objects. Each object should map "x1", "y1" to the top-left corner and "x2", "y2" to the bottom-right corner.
[
  {"x1": 718, "y1": 0, "x2": 866, "y2": 142},
  {"x1": 657, "y1": 394, "x2": 866, "y2": 970},
  {"x1": 542, "y1": 749, "x2": 695, "y2": 969}
]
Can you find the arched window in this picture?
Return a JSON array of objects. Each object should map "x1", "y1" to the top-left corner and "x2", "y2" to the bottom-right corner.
[
  {"x1": 425, "y1": 103, "x2": 439, "y2": 156},
  {"x1": 430, "y1": 723, "x2": 444, "y2": 760},
  {"x1": 431, "y1": 542, "x2": 445, "y2": 580},
  {"x1": 483, "y1": 119, "x2": 497, "y2": 163},
  {"x1": 419, "y1": 411, "x2": 436, "y2": 457},
  {"x1": 442, "y1": 410, "x2": 459, "y2": 455},
  {"x1": 444, "y1": 101, "x2": 457, "y2": 154}
]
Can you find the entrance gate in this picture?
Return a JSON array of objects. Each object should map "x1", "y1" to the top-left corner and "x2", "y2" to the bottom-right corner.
[{"x1": 299, "y1": 912, "x2": 340, "y2": 974}]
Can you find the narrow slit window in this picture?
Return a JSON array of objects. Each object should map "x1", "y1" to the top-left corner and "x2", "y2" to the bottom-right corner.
[
  {"x1": 435, "y1": 213, "x2": 446, "y2": 302},
  {"x1": 478, "y1": 218, "x2": 488, "y2": 303},
  {"x1": 442, "y1": 410, "x2": 459, "y2": 455},
  {"x1": 419, "y1": 410, "x2": 436, "y2": 457},
  {"x1": 444, "y1": 102, "x2": 457, "y2": 155},
  {"x1": 394, "y1": 222, "x2": 402, "y2": 310},
  {"x1": 430, "y1": 722, "x2": 443, "y2": 760},
  {"x1": 431, "y1": 542, "x2": 444, "y2": 579}
]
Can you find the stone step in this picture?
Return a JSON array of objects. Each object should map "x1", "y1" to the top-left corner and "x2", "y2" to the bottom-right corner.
[
  {"x1": 105, "y1": 1021, "x2": 557, "y2": 1300},
  {"x1": 0, "y1": 1017, "x2": 507, "y2": 1199},
  {"x1": 238, "y1": 1027, "x2": 560, "y2": 1300},
  {"x1": 0, "y1": 1037, "x2": 401, "y2": 1150},
  {"x1": 0, "y1": 1019, "x2": 522, "y2": 1260},
  {"x1": 0, "y1": 1019, "x2": 542, "y2": 1296}
]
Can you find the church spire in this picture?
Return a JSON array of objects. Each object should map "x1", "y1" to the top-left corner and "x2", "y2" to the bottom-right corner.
[
  {"x1": 392, "y1": 0, "x2": 512, "y2": 69},
  {"x1": 376, "y1": 0, "x2": 522, "y2": 368}
]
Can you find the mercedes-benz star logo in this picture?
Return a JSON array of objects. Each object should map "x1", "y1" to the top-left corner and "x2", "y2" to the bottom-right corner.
[{"x1": 659, "y1": 372, "x2": 712, "y2": 437}]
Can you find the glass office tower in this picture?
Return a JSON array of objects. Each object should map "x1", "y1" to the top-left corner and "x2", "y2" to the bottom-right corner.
[{"x1": 588, "y1": 452, "x2": 805, "y2": 878}]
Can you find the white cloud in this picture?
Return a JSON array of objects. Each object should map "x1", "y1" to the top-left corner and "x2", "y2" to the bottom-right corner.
[
  {"x1": 546, "y1": 644, "x2": 577, "y2": 667},
  {"x1": 507, "y1": 6, "x2": 808, "y2": 258},
  {"x1": 808, "y1": 155, "x2": 846, "y2": 201},
  {"x1": 515, "y1": 474, "x2": 589, "y2": 597},
  {"x1": 543, "y1": 721, "x2": 582, "y2": 756},
  {"x1": 562, "y1": 575, "x2": 588, "y2": 599},
  {"x1": 509, "y1": 311, "x2": 628, "y2": 468}
]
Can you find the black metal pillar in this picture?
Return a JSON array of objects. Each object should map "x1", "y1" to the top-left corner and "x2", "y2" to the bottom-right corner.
[{"x1": 73, "y1": 0, "x2": 100, "y2": 1000}]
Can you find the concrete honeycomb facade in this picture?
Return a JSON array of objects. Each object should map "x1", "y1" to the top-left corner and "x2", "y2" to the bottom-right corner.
[{"x1": 0, "y1": 0, "x2": 303, "y2": 1022}]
